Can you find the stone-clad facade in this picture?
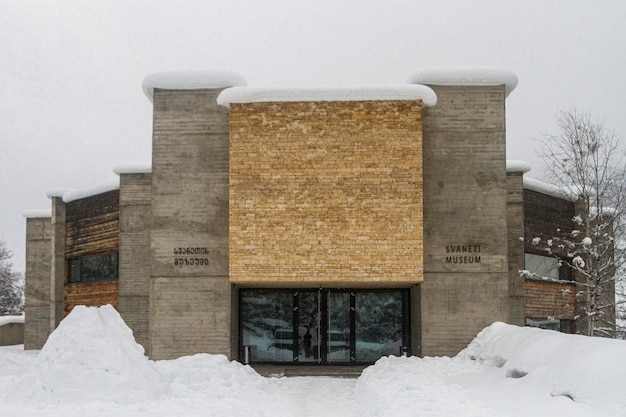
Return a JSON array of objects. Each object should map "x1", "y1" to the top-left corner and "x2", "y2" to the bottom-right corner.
[
  {"x1": 229, "y1": 100, "x2": 424, "y2": 286},
  {"x1": 23, "y1": 68, "x2": 610, "y2": 367}
]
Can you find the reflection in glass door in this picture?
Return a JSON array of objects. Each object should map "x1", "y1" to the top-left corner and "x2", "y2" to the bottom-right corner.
[
  {"x1": 240, "y1": 290, "x2": 294, "y2": 363},
  {"x1": 240, "y1": 289, "x2": 409, "y2": 365},
  {"x1": 355, "y1": 292, "x2": 404, "y2": 362},
  {"x1": 327, "y1": 292, "x2": 351, "y2": 363},
  {"x1": 296, "y1": 291, "x2": 320, "y2": 363}
]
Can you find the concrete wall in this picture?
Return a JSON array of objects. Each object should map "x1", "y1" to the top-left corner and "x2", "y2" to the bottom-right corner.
[
  {"x1": 24, "y1": 216, "x2": 52, "y2": 349},
  {"x1": 507, "y1": 171, "x2": 525, "y2": 325},
  {"x1": 229, "y1": 100, "x2": 424, "y2": 286},
  {"x1": 118, "y1": 172, "x2": 152, "y2": 353},
  {"x1": 0, "y1": 322, "x2": 24, "y2": 346},
  {"x1": 420, "y1": 85, "x2": 510, "y2": 356},
  {"x1": 148, "y1": 88, "x2": 232, "y2": 360},
  {"x1": 50, "y1": 197, "x2": 66, "y2": 330}
]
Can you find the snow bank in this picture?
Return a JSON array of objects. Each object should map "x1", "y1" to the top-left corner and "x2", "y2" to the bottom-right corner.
[
  {"x1": 217, "y1": 85, "x2": 438, "y2": 107},
  {"x1": 155, "y1": 353, "x2": 268, "y2": 407},
  {"x1": 459, "y1": 322, "x2": 626, "y2": 414},
  {"x1": 407, "y1": 67, "x2": 518, "y2": 97},
  {"x1": 142, "y1": 70, "x2": 247, "y2": 102},
  {"x1": 356, "y1": 356, "x2": 503, "y2": 417},
  {"x1": 0, "y1": 315, "x2": 24, "y2": 326},
  {"x1": 7, "y1": 305, "x2": 162, "y2": 404}
]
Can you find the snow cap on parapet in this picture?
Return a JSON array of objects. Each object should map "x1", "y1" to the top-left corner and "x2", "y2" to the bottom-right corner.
[
  {"x1": 506, "y1": 160, "x2": 532, "y2": 173},
  {"x1": 142, "y1": 70, "x2": 247, "y2": 102},
  {"x1": 407, "y1": 67, "x2": 518, "y2": 97},
  {"x1": 217, "y1": 85, "x2": 437, "y2": 107}
]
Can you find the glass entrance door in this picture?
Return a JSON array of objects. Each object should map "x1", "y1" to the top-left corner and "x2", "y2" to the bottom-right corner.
[{"x1": 240, "y1": 289, "x2": 409, "y2": 365}]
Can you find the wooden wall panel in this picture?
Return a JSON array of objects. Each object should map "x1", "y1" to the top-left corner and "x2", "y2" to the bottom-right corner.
[
  {"x1": 65, "y1": 190, "x2": 119, "y2": 259},
  {"x1": 524, "y1": 279, "x2": 576, "y2": 320},
  {"x1": 64, "y1": 281, "x2": 119, "y2": 315},
  {"x1": 523, "y1": 189, "x2": 575, "y2": 257}
]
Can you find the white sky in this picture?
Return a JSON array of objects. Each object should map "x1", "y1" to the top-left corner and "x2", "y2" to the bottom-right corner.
[{"x1": 1, "y1": 0, "x2": 625, "y2": 272}]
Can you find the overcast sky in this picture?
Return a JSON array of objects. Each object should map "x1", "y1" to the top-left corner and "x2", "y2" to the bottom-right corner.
[{"x1": 1, "y1": 0, "x2": 625, "y2": 272}]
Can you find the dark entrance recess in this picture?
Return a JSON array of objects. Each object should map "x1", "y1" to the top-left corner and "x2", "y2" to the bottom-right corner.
[{"x1": 239, "y1": 289, "x2": 411, "y2": 365}]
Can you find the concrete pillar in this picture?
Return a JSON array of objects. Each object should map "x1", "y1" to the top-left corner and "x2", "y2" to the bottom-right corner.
[
  {"x1": 116, "y1": 169, "x2": 152, "y2": 354},
  {"x1": 144, "y1": 72, "x2": 244, "y2": 360},
  {"x1": 506, "y1": 167, "x2": 528, "y2": 326},
  {"x1": 23, "y1": 211, "x2": 52, "y2": 349},
  {"x1": 49, "y1": 194, "x2": 67, "y2": 329},
  {"x1": 417, "y1": 83, "x2": 512, "y2": 356}
]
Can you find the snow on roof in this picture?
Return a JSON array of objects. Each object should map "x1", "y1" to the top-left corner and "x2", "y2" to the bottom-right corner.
[
  {"x1": 407, "y1": 67, "x2": 518, "y2": 97},
  {"x1": 506, "y1": 160, "x2": 532, "y2": 173},
  {"x1": 62, "y1": 180, "x2": 120, "y2": 203},
  {"x1": 217, "y1": 85, "x2": 438, "y2": 108},
  {"x1": 142, "y1": 71, "x2": 247, "y2": 102},
  {"x1": 46, "y1": 187, "x2": 76, "y2": 199},
  {"x1": 523, "y1": 177, "x2": 578, "y2": 201},
  {"x1": 22, "y1": 209, "x2": 52, "y2": 219},
  {"x1": 0, "y1": 315, "x2": 24, "y2": 326},
  {"x1": 113, "y1": 163, "x2": 152, "y2": 175}
]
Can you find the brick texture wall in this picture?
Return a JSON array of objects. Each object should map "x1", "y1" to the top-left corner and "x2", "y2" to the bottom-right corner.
[{"x1": 229, "y1": 100, "x2": 424, "y2": 286}]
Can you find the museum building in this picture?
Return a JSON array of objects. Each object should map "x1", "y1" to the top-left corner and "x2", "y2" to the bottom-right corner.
[{"x1": 22, "y1": 68, "x2": 591, "y2": 366}]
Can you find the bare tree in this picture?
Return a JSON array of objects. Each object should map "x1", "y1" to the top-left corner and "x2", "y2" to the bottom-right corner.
[
  {"x1": 0, "y1": 239, "x2": 23, "y2": 315},
  {"x1": 539, "y1": 109, "x2": 626, "y2": 337}
]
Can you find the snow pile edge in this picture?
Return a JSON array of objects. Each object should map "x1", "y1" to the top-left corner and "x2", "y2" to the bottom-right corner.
[{"x1": 458, "y1": 322, "x2": 626, "y2": 412}]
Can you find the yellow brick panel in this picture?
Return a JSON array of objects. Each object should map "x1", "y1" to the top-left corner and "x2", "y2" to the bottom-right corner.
[{"x1": 229, "y1": 100, "x2": 423, "y2": 285}]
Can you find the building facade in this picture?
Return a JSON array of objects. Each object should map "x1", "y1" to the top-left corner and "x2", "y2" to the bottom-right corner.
[{"x1": 23, "y1": 68, "x2": 605, "y2": 366}]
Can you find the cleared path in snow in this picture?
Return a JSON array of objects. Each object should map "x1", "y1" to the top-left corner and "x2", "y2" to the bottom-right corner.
[{"x1": 270, "y1": 376, "x2": 358, "y2": 417}]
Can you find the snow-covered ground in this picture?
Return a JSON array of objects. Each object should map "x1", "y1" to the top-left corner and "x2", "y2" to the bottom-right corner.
[{"x1": 1, "y1": 305, "x2": 625, "y2": 417}]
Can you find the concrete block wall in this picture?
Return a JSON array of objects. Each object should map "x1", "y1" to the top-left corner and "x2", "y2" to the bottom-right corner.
[
  {"x1": 149, "y1": 88, "x2": 232, "y2": 360},
  {"x1": 229, "y1": 100, "x2": 424, "y2": 286},
  {"x1": 23, "y1": 216, "x2": 52, "y2": 349},
  {"x1": 420, "y1": 85, "x2": 510, "y2": 356},
  {"x1": 118, "y1": 172, "x2": 152, "y2": 353}
]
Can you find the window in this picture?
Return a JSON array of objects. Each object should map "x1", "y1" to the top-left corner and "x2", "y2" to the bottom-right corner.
[
  {"x1": 69, "y1": 252, "x2": 118, "y2": 283},
  {"x1": 526, "y1": 318, "x2": 573, "y2": 333},
  {"x1": 524, "y1": 253, "x2": 571, "y2": 281}
]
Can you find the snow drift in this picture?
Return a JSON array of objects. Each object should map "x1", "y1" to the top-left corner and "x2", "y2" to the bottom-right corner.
[
  {"x1": 357, "y1": 322, "x2": 626, "y2": 416},
  {"x1": 458, "y1": 322, "x2": 626, "y2": 414},
  {"x1": 6, "y1": 305, "x2": 163, "y2": 404},
  {"x1": 2, "y1": 307, "x2": 625, "y2": 416}
]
